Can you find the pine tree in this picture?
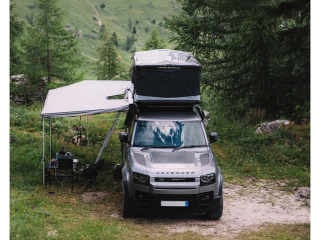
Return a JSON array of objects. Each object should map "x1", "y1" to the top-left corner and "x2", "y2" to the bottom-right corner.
[
  {"x1": 95, "y1": 24, "x2": 124, "y2": 79},
  {"x1": 99, "y1": 24, "x2": 106, "y2": 39},
  {"x1": 164, "y1": 0, "x2": 310, "y2": 118},
  {"x1": 142, "y1": 28, "x2": 167, "y2": 50},
  {"x1": 10, "y1": 4, "x2": 25, "y2": 76},
  {"x1": 125, "y1": 34, "x2": 136, "y2": 51},
  {"x1": 22, "y1": 0, "x2": 84, "y2": 85},
  {"x1": 111, "y1": 31, "x2": 118, "y2": 46}
]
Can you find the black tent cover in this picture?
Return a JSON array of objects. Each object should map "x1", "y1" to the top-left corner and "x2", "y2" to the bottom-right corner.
[{"x1": 132, "y1": 49, "x2": 202, "y2": 101}]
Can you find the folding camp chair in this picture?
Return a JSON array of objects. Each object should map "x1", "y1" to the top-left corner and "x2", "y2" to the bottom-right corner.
[{"x1": 81, "y1": 159, "x2": 104, "y2": 190}]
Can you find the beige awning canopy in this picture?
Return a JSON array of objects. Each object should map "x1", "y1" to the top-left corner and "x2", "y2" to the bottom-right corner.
[{"x1": 40, "y1": 80, "x2": 131, "y2": 117}]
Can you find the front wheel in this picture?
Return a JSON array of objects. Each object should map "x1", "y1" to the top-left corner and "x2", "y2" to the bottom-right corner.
[
  {"x1": 205, "y1": 194, "x2": 223, "y2": 220},
  {"x1": 122, "y1": 180, "x2": 133, "y2": 218}
]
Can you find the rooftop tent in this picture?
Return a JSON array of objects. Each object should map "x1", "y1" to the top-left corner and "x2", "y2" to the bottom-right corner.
[
  {"x1": 40, "y1": 80, "x2": 132, "y2": 117},
  {"x1": 132, "y1": 49, "x2": 202, "y2": 102}
]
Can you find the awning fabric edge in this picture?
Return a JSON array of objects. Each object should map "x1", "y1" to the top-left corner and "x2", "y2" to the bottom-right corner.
[{"x1": 40, "y1": 105, "x2": 129, "y2": 118}]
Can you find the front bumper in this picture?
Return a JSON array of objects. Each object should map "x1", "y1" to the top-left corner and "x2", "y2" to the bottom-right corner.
[{"x1": 126, "y1": 191, "x2": 222, "y2": 213}]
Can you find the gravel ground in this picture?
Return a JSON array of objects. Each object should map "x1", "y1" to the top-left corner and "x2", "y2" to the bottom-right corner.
[
  {"x1": 105, "y1": 179, "x2": 310, "y2": 239},
  {"x1": 164, "y1": 180, "x2": 310, "y2": 238}
]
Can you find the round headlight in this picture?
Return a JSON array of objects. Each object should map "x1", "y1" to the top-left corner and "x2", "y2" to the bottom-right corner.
[
  {"x1": 133, "y1": 172, "x2": 149, "y2": 183},
  {"x1": 200, "y1": 173, "x2": 214, "y2": 184},
  {"x1": 137, "y1": 174, "x2": 148, "y2": 183}
]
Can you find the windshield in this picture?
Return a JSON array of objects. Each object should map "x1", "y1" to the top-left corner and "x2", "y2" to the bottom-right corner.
[{"x1": 133, "y1": 120, "x2": 207, "y2": 147}]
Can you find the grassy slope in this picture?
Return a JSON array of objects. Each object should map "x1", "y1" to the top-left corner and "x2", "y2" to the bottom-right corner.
[{"x1": 12, "y1": 0, "x2": 181, "y2": 79}]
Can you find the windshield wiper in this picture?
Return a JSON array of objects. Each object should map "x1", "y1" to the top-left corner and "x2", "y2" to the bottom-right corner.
[
  {"x1": 172, "y1": 145, "x2": 206, "y2": 152},
  {"x1": 140, "y1": 146, "x2": 170, "y2": 151},
  {"x1": 140, "y1": 146, "x2": 150, "y2": 151}
]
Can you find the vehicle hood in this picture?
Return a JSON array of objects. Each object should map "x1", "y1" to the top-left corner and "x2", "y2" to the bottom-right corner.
[{"x1": 130, "y1": 147, "x2": 215, "y2": 177}]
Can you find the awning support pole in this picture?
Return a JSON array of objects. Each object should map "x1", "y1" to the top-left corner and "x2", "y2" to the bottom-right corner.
[
  {"x1": 87, "y1": 116, "x2": 89, "y2": 148},
  {"x1": 95, "y1": 112, "x2": 121, "y2": 164},
  {"x1": 50, "y1": 117, "x2": 52, "y2": 159},
  {"x1": 42, "y1": 117, "x2": 45, "y2": 185}
]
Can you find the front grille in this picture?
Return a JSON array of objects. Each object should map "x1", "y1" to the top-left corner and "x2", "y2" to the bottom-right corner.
[
  {"x1": 135, "y1": 191, "x2": 197, "y2": 203},
  {"x1": 153, "y1": 194, "x2": 198, "y2": 201},
  {"x1": 154, "y1": 187, "x2": 196, "y2": 190},
  {"x1": 155, "y1": 178, "x2": 195, "y2": 182}
]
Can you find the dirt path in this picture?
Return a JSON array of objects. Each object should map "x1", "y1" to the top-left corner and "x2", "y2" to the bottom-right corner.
[
  {"x1": 117, "y1": 52, "x2": 131, "y2": 66},
  {"x1": 86, "y1": 0, "x2": 102, "y2": 26},
  {"x1": 109, "y1": 180, "x2": 310, "y2": 239}
]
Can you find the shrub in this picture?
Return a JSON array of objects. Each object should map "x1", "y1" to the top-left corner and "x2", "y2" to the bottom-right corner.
[
  {"x1": 245, "y1": 108, "x2": 267, "y2": 125},
  {"x1": 291, "y1": 102, "x2": 310, "y2": 124}
]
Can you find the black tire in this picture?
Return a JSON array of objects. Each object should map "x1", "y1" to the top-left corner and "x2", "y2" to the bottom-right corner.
[
  {"x1": 122, "y1": 180, "x2": 133, "y2": 218},
  {"x1": 205, "y1": 194, "x2": 223, "y2": 220}
]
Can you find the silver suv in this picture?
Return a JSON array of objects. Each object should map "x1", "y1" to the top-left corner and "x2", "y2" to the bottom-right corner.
[{"x1": 119, "y1": 107, "x2": 223, "y2": 219}]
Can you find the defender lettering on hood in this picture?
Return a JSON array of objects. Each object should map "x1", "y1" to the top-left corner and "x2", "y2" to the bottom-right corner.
[{"x1": 155, "y1": 171, "x2": 195, "y2": 174}]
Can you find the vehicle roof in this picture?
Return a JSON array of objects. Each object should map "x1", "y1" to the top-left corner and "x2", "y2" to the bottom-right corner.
[
  {"x1": 137, "y1": 111, "x2": 201, "y2": 122},
  {"x1": 133, "y1": 49, "x2": 202, "y2": 67}
]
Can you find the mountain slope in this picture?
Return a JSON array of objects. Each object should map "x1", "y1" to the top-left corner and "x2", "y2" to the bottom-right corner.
[{"x1": 12, "y1": 0, "x2": 181, "y2": 79}]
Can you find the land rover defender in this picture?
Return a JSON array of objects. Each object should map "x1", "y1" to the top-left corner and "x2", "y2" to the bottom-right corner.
[{"x1": 117, "y1": 49, "x2": 223, "y2": 219}]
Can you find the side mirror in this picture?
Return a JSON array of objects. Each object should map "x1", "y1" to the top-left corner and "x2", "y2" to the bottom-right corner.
[
  {"x1": 209, "y1": 132, "x2": 218, "y2": 143},
  {"x1": 119, "y1": 132, "x2": 128, "y2": 143}
]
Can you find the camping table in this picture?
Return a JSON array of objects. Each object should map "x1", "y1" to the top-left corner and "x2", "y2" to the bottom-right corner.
[{"x1": 45, "y1": 159, "x2": 79, "y2": 193}]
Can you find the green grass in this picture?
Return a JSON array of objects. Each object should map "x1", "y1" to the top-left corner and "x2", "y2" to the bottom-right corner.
[
  {"x1": 203, "y1": 104, "x2": 310, "y2": 186},
  {"x1": 238, "y1": 223, "x2": 310, "y2": 240},
  {"x1": 10, "y1": 104, "x2": 127, "y2": 181},
  {"x1": 13, "y1": 0, "x2": 181, "y2": 79}
]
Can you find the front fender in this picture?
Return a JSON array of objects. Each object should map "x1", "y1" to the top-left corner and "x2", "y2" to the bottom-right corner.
[
  {"x1": 122, "y1": 165, "x2": 130, "y2": 195},
  {"x1": 217, "y1": 167, "x2": 223, "y2": 196}
]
